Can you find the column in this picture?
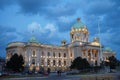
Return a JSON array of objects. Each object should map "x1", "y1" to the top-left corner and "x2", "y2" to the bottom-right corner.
[
  {"x1": 97, "y1": 49, "x2": 100, "y2": 66},
  {"x1": 86, "y1": 49, "x2": 88, "y2": 61},
  {"x1": 90, "y1": 49, "x2": 92, "y2": 61},
  {"x1": 90, "y1": 49, "x2": 94, "y2": 66}
]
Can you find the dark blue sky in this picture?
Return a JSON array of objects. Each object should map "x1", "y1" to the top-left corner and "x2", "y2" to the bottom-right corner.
[{"x1": 0, "y1": 0, "x2": 120, "y2": 60}]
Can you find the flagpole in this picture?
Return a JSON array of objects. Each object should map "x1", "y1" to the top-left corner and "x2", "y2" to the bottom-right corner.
[{"x1": 98, "y1": 17, "x2": 103, "y2": 62}]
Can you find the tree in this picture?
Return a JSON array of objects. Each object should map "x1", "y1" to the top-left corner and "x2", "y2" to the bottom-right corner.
[
  {"x1": 6, "y1": 54, "x2": 24, "y2": 72},
  {"x1": 108, "y1": 56, "x2": 117, "y2": 72},
  {"x1": 18, "y1": 55, "x2": 24, "y2": 71},
  {"x1": 70, "y1": 57, "x2": 90, "y2": 70}
]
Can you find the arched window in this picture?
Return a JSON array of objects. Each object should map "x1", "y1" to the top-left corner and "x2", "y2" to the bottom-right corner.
[
  {"x1": 70, "y1": 53, "x2": 72, "y2": 57},
  {"x1": 47, "y1": 59, "x2": 50, "y2": 65},
  {"x1": 64, "y1": 53, "x2": 66, "y2": 57},
  {"x1": 53, "y1": 52, "x2": 55, "y2": 57},
  {"x1": 53, "y1": 60, "x2": 55, "y2": 65},
  {"x1": 32, "y1": 51, "x2": 36, "y2": 57},
  {"x1": 64, "y1": 61, "x2": 66, "y2": 66},
  {"x1": 59, "y1": 60, "x2": 61, "y2": 66},
  {"x1": 59, "y1": 53, "x2": 61, "y2": 57}
]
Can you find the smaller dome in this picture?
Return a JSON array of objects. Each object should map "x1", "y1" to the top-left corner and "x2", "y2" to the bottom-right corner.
[
  {"x1": 28, "y1": 36, "x2": 39, "y2": 43},
  {"x1": 61, "y1": 39, "x2": 66, "y2": 43},
  {"x1": 104, "y1": 47, "x2": 112, "y2": 52},
  {"x1": 93, "y1": 37, "x2": 99, "y2": 42},
  {"x1": 90, "y1": 42, "x2": 100, "y2": 46},
  {"x1": 72, "y1": 18, "x2": 86, "y2": 29}
]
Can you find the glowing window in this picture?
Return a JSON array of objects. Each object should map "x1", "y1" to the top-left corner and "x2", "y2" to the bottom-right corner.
[
  {"x1": 70, "y1": 53, "x2": 72, "y2": 57},
  {"x1": 41, "y1": 59, "x2": 44, "y2": 65},
  {"x1": 47, "y1": 59, "x2": 50, "y2": 65},
  {"x1": 32, "y1": 51, "x2": 36, "y2": 57}
]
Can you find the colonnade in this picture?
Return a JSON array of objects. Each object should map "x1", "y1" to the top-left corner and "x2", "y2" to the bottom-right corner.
[{"x1": 82, "y1": 48, "x2": 101, "y2": 66}]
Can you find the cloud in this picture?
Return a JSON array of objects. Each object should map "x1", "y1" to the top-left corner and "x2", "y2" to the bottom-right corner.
[
  {"x1": 0, "y1": 25, "x2": 17, "y2": 57},
  {"x1": 0, "y1": 0, "x2": 120, "y2": 59},
  {"x1": 27, "y1": 22, "x2": 57, "y2": 37},
  {"x1": 58, "y1": 16, "x2": 70, "y2": 23},
  {"x1": 26, "y1": 22, "x2": 71, "y2": 45}
]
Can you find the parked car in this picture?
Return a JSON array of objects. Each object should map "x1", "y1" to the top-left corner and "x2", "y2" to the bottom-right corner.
[
  {"x1": 42, "y1": 71, "x2": 48, "y2": 76},
  {"x1": 1, "y1": 72, "x2": 9, "y2": 76}
]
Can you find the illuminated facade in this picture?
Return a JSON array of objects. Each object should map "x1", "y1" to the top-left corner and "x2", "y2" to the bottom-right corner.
[{"x1": 6, "y1": 18, "x2": 115, "y2": 71}]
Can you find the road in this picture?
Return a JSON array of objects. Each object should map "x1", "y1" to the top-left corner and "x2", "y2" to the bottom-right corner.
[
  {"x1": 1, "y1": 72, "x2": 120, "y2": 80},
  {"x1": 1, "y1": 73, "x2": 82, "y2": 80}
]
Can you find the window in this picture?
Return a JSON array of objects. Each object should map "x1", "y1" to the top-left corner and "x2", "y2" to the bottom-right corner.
[
  {"x1": 53, "y1": 60, "x2": 55, "y2": 65},
  {"x1": 64, "y1": 53, "x2": 66, "y2": 57},
  {"x1": 53, "y1": 52, "x2": 55, "y2": 57},
  {"x1": 95, "y1": 53, "x2": 97, "y2": 57},
  {"x1": 70, "y1": 53, "x2": 72, "y2": 57},
  {"x1": 41, "y1": 59, "x2": 44, "y2": 65},
  {"x1": 32, "y1": 51, "x2": 36, "y2": 57},
  {"x1": 64, "y1": 61, "x2": 66, "y2": 66},
  {"x1": 48, "y1": 52, "x2": 50, "y2": 57},
  {"x1": 59, "y1": 60, "x2": 61, "y2": 66},
  {"x1": 59, "y1": 53, "x2": 61, "y2": 57},
  {"x1": 47, "y1": 59, "x2": 50, "y2": 65}
]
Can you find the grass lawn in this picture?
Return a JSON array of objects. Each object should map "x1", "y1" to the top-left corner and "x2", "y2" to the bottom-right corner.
[{"x1": 0, "y1": 75, "x2": 20, "y2": 78}]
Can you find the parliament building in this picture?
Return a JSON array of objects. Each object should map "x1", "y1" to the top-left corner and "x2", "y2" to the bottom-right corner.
[{"x1": 6, "y1": 18, "x2": 116, "y2": 72}]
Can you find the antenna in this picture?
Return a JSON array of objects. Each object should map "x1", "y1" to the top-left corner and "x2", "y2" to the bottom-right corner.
[
  {"x1": 32, "y1": 29, "x2": 35, "y2": 36},
  {"x1": 98, "y1": 17, "x2": 103, "y2": 62}
]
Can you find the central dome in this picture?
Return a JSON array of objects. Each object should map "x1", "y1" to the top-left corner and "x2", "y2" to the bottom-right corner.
[{"x1": 72, "y1": 18, "x2": 86, "y2": 29}]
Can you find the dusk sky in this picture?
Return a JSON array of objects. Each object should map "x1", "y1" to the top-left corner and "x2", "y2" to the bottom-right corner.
[{"x1": 0, "y1": 0, "x2": 120, "y2": 60}]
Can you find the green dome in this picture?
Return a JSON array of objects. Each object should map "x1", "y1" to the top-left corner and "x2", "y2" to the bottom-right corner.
[
  {"x1": 72, "y1": 18, "x2": 86, "y2": 29},
  {"x1": 28, "y1": 36, "x2": 39, "y2": 43},
  {"x1": 105, "y1": 47, "x2": 112, "y2": 52}
]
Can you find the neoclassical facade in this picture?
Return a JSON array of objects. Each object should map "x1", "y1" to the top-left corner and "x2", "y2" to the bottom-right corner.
[{"x1": 6, "y1": 18, "x2": 116, "y2": 71}]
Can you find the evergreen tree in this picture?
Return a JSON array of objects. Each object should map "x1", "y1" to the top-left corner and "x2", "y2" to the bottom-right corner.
[
  {"x1": 70, "y1": 57, "x2": 90, "y2": 70},
  {"x1": 6, "y1": 54, "x2": 24, "y2": 72},
  {"x1": 108, "y1": 56, "x2": 117, "y2": 71}
]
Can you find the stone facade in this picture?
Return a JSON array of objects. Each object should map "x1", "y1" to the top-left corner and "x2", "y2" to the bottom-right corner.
[{"x1": 6, "y1": 18, "x2": 116, "y2": 72}]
